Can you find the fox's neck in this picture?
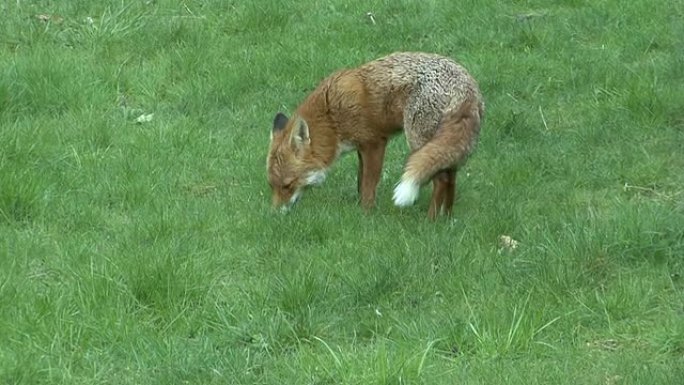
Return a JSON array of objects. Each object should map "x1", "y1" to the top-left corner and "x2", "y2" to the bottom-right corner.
[
  {"x1": 296, "y1": 87, "x2": 341, "y2": 169},
  {"x1": 300, "y1": 111, "x2": 339, "y2": 168}
]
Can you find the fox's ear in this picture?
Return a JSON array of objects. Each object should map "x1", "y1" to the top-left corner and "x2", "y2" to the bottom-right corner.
[
  {"x1": 271, "y1": 112, "x2": 289, "y2": 140},
  {"x1": 289, "y1": 116, "x2": 310, "y2": 149},
  {"x1": 273, "y1": 113, "x2": 289, "y2": 132}
]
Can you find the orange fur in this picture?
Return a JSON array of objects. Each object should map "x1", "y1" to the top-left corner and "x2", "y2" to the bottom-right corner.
[{"x1": 267, "y1": 52, "x2": 484, "y2": 218}]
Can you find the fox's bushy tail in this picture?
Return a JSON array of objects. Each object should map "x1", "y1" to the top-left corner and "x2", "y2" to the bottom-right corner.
[{"x1": 393, "y1": 97, "x2": 482, "y2": 206}]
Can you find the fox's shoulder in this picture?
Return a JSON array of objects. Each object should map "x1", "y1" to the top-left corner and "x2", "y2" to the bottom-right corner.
[{"x1": 316, "y1": 68, "x2": 367, "y2": 103}]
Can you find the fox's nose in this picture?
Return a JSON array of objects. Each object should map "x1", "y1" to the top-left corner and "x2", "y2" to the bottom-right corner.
[
  {"x1": 275, "y1": 199, "x2": 297, "y2": 214},
  {"x1": 272, "y1": 189, "x2": 302, "y2": 213},
  {"x1": 280, "y1": 192, "x2": 301, "y2": 213}
]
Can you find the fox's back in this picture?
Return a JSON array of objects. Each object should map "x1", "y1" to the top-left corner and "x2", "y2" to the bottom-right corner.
[
  {"x1": 357, "y1": 52, "x2": 483, "y2": 143},
  {"x1": 364, "y1": 52, "x2": 475, "y2": 86},
  {"x1": 361, "y1": 52, "x2": 481, "y2": 107}
]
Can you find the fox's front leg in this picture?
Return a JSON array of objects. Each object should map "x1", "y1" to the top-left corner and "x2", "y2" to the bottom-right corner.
[
  {"x1": 357, "y1": 140, "x2": 388, "y2": 210},
  {"x1": 357, "y1": 151, "x2": 364, "y2": 195}
]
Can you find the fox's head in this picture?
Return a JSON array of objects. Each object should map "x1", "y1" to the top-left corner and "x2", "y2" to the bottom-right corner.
[{"x1": 267, "y1": 112, "x2": 327, "y2": 211}]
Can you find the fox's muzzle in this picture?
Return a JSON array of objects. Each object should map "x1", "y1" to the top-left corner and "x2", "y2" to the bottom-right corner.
[{"x1": 272, "y1": 188, "x2": 303, "y2": 213}]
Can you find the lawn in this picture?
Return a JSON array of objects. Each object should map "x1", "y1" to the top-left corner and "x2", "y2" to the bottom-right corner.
[{"x1": 1, "y1": 0, "x2": 683, "y2": 384}]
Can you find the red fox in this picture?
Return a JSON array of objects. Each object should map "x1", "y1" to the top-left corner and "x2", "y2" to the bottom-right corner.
[{"x1": 267, "y1": 51, "x2": 484, "y2": 219}]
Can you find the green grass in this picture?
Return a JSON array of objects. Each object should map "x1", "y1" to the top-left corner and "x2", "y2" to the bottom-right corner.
[{"x1": 1, "y1": 0, "x2": 683, "y2": 383}]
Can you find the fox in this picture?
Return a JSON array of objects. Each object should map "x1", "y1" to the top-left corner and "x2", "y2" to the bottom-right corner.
[{"x1": 266, "y1": 51, "x2": 484, "y2": 220}]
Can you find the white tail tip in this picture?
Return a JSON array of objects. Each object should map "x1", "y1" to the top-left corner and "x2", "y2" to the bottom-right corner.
[{"x1": 393, "y1": 179, "x2": 420, "y2": 207}]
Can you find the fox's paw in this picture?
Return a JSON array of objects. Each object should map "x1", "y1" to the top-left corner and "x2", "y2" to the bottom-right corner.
[{"x1": 393, "y1": 180, "x2": 420, "y2": 207}]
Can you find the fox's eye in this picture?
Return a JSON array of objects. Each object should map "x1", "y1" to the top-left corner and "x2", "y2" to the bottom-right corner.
[{"x1": 282, "y1": 179, "x2": 295, "y2": 191}]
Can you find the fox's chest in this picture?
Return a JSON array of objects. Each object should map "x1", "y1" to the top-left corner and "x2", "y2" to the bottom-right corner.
[{"x1": 336, "y1": 141, "x2": 356, "y2": 157}]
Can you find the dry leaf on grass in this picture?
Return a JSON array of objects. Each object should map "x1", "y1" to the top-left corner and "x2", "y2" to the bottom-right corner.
[
  {"x1": 499, "y1": 235, "x2": 519, "y2": 251},
  {"x1": 135, "y1": 113, "x2": 154, "y2": 124},
  {"x1": 35, "y1": 14, "x2": 64, "y2": 24}
]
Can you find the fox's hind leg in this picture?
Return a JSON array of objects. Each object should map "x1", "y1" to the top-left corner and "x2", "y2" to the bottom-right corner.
[
  {"x1": 443, "y1": 169, "x2": 457, "y2": 216},
  {"x1": 428, "y1": 170, "x2": 449, "y2": 220},
  {"x1": 427, "y1": 169, "x2": 456, "y2": 220}
]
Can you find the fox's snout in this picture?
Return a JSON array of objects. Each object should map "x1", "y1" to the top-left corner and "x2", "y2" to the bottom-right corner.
[{"x1": 271, "y1": 187, "x2": 302, "y2": 212}]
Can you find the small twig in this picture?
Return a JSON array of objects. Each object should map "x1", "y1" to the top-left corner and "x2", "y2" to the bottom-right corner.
[
  {"x1": 513, "y1": 11, "x2": 547, "y2": 22},
  {"x1": 623, "y1": 183, "x2": 681, "y2": 201},
  {"x1": 623, "y1": 183, "x2": 657, "y2": 193},
  {"x1": 140, "y1": 14, "x2": 206, "y2": 19},
  {"x1": 539, "y1": 105, "x2": 549, "y2": 130},
  {"x1": 366, "y1": 12, "x2": 376, "y2": 25},
  {"x1": 183, "y1": 2, "x2": 197, "y2": 17}
]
